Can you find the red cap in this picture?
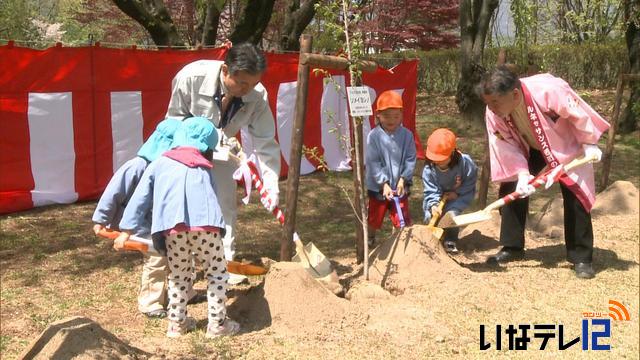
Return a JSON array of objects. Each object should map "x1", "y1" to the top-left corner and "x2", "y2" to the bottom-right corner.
[
  {"x1": 376, "y1": 90, "x2": 403, "y2": 111},
  {"x1": 426, "y1": 128, "x2": 456, "y2": 162}
]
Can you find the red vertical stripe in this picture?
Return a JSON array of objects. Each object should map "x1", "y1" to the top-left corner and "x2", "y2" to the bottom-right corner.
[{"x1": 0, "y1": 94, "x2": 34, "y2": 213}]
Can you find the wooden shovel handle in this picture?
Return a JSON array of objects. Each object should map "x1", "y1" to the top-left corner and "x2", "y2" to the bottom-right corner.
[
  {"x1": 96, "y1": 228, "x2": 267, "y2": 275},
  {"x1": 487, "y1": 154, "x2": 597, "y2": 211},
  {"x1": 427, "y1": 199, "x2": 447, "y2": 227}
]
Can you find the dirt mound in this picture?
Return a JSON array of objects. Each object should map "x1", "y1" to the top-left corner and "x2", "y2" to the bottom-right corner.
[
  {"x1": 18, "y1": 316, "x2": 149, "y2": 360},
  {"x1": 529, "y1": 181, "x2": 639, "y2": 234},
  {"x1": 592, "y1": 181, "x2": 639, "y2": 216},
  {"x1": 228, "y1": 262, "x2": 353, "y2": 336},
  {"x1": 345, "y1": 280, "x2": 392, "y2": 301},
  {"x1": 368, "y1": 225, "x2": 463, "y2": 293}
]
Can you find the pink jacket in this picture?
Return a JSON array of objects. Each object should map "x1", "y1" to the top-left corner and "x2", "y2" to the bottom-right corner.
[{"x1": 485, "y1": 73, "x2": 610, "y2": 211}]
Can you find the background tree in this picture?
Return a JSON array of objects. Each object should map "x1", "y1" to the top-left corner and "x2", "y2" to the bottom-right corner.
[
  {"x1": 555, "y1": 0, "x2": 623, "y2": 43},
  {"x1": 618, "y1": 0, "x2": 639, "y2": 133},
  {"x1": 356, "y1": 0, "x2": 459, "y2": 53},
  {"x1": 278, "y1": 0, "x2": 320, "y2": 51},
  {"x1": 110, "y1": 0, "x2": 184, "y2": 46},
  {"x1": 456, "y1": 0, "x2": 499, "y2": 123}
]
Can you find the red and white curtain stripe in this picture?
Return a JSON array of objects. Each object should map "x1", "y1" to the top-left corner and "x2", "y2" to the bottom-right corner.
[{"x1": 0, "y1": 44, "x2": 421, "y2": 214}]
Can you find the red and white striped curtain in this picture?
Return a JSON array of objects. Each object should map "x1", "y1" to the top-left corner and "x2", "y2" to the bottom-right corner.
[{"x1": 0, "y1": 44, "x2": 421, "y2": 214}]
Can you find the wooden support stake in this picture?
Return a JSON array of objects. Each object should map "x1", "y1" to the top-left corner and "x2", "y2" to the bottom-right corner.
[
  {"x1": 300, "y1": 53, "x2": 377, "y2": 72},
  {"x1": 282, "y1": 34, "x2": 313, "y2": 261}
]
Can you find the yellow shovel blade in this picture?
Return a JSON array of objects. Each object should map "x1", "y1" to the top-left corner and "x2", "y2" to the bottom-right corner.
[{"x1": 429, "y1": 226, "x2": 444, "y2": 241}]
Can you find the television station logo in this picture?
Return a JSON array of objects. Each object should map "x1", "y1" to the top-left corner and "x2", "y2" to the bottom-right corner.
[{"x1": 480, "y1": 299, "x2": 631, "y2": 351}]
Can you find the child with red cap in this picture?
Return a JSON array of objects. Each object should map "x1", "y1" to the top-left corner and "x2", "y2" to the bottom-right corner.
[
  {"x1": 422, "y1": 128, "x2": 478, "y2": 253},
  {"x1": 365, "y1": 90, "x2": 417, "y2": 247}
]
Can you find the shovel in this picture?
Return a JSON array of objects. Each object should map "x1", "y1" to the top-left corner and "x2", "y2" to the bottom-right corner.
[
  {"x1": 427, "y1": 199, "x2": 447, "y2": 241},
  {"x1": 439, "y1": 154, "x2": 597, "y2": 229},
  {"x1": 97, "y1": 229, "x2": 268, "y2": 276},
  {"x1": 230, "y1": 153, "x2": 333, "y2": 279}
]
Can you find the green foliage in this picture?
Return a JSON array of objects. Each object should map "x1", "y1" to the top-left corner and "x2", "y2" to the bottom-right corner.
[
  {"x1": 510, "y1": 0, "x2": 537, "y2": 65},
  {"x1": 372, "y1": 41, "x2": 627, "y2": 93},
  {"x1": 312, "y1": 1, "x2": 345, "y2": 53},
  {"x1": 0, "y1": 0, "x2": 53, "y2": 47}
]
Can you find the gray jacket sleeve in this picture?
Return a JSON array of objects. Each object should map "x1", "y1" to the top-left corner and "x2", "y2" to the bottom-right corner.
[
  {"x1": 249, "y1": 91, "x2": 281, "y2": 193},
  {"x1": 166, "y1": 75, "x2": 192, "y2": 118}
]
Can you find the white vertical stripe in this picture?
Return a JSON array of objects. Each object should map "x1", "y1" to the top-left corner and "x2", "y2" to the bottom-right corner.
[
  {"x1": 28, "y1": 92, "x2": 78, "y2": 206},
  {"x1": 111, "y1": 92, "x2": 144, "y2": 172},
  {"x1": 276, "y1": 81, "x2": 316, "y2": 175},
  {"x1": 320, "y1": 75, "x2": 352, "y2": 171}
]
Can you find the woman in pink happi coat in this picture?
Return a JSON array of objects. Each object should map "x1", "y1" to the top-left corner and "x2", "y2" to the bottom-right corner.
[{"x1": 479, "y1": 65, "x2": 610, "y2": 279}]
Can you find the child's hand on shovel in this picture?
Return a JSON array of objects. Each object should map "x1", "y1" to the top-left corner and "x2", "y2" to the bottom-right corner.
[
  {"x1": 431, "y1": 204, "x2": 443, "y2": 219},
  {"x1": 396, "y1": 178, "x2": 406, "y2": 197},
  {"x1": 113, "y1": 231, "x2": 130, "y2": 251},
  {"x1": 382, "y1": 183, "x2": 394, "y2": 200}
]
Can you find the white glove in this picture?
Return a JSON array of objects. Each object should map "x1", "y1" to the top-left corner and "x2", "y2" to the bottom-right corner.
[
  {"x1": 544, "y1": 165, "x2": 564, "y2": 189},
  {"x1": 583, "y1": 144, "x2": 602, "y2": 162},
  {"x1": 516, "y1": 172, "x2": 535, "y2": 198},
  {"x1": 260, "y1": 192, "x2": 279, "y2": 212}
]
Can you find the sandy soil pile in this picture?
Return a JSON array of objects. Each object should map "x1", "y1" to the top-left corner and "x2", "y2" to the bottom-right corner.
[
  {"x1": 367, "y1": 225, "x2": 463, "y2": 294},
  {"x1": 17, "y1": 316, "x2": 149, "y2": 360},
  {"x1": 228, "y1": 262, "x2": 357, "y2": 336},
  {"x1": 530, "y1": 181, "x2": 639, "y2": 235}
]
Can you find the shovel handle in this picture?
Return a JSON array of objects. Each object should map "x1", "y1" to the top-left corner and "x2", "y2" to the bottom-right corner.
[
  {"x1": 427, "y1": 199, "x2": 447, "y2": 227},
  {"x1": 487, "y1": 154, "x2": 597, "y2": 211},
  {"x1": 96, "y1": 228, "x2": 267, "y2": 275}
]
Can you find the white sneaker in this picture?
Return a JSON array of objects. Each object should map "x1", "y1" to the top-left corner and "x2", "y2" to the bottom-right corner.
[
  {"x1": 206, "y1": 319, "x2": 240, "y2": 338},
  {"x1": 227, "y1": 273, "x2": 248, "y2": 285},
  {"x1": 166, "y1": 317, "x2": 196, "y2": 338}
]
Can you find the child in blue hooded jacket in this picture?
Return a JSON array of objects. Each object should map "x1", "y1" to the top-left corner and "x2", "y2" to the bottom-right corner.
[
  {"x1": 92, "y1": 118, "x2": 180, "y2": 318},
  {"x1": 116, "y1": 117, "x2": 239, "y2": 339}
]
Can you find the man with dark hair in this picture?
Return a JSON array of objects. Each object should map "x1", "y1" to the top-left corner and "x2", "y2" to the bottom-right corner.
[
  {"x1": 479, "y1": 65, "x2": 610, "y2": 279},
  {"x1": 166, "y1": 43, "x2": 281, "y2": 284}
]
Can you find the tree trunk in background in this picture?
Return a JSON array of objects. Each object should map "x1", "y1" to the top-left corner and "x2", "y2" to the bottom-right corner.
[
  {"x1": 279, "y1": 0, "x2": 320, "y2": 51},
  {"x1": 228, "y1": 0, "x2": 276, "y2": 45},
  {"x1": 619, "y1": 11, "x2": 639, "y2": 133},
  {"x1": 200, "y1": 0, "x2": 225, "y2": 46},
  {"x1": 456, "y1": 0, "x2": 499, "y2": 124},
  {"x1": 111, "y1": 0, "x2": 185, "y2": 47}
]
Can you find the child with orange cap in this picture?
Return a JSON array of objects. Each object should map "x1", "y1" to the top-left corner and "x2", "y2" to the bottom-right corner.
[
  {"x1": 422, "y1": 128, "x2": 478, "y2": 253},
  {"x1": 365, "y1": 90, "x2": 417, "y2": 247}
]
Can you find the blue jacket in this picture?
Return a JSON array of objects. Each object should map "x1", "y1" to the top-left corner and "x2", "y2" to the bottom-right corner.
[
  {"x1": 422, "y1": 153, "x2": 477, "y2": 217},
  {"x1": 119, "y1": 155, "x2": 225, "y2": 236},
  {"x1": 91, "y1": 156, "x2": 151, "y2": 236},
  {"x1": 365, "y1": 125, "x2": 417, "y2": 194}
]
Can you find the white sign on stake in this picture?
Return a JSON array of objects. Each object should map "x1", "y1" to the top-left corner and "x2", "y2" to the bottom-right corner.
[{"x1": 346, "y1": 86, "x2": 373, "y2": 117}]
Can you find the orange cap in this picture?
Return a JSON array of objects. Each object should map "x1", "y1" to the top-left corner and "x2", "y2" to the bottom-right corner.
[
  {"x1": 376, "y1": 90, "x2": 403, "y2": 111},
  {"x1": 426, "y1": 128, "x2": 456, "y2": 162}
]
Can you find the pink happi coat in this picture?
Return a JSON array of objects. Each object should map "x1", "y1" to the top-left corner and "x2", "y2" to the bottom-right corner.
[{"x1": 485, "y1": 73, "x2": 610, "y2": 212}]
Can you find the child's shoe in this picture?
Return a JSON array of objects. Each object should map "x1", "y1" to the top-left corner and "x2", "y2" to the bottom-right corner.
[
  {"x1": 444, "y1": 241, "x2": 459, "y2": 254},
  {"x1": 166, "y1": 317, "x2": 196, "y2": 338},
  {"x1": 205, "y1": 319, "x2": 240, "y2": 338}
]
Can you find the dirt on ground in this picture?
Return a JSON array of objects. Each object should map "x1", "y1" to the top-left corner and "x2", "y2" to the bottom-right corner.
[
  {"x1": 3, "y1": 181, "x2": 638, "y2": 359},
  {"x1": 1, "y1": 91, "x2": 638, "y2": 359}
]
